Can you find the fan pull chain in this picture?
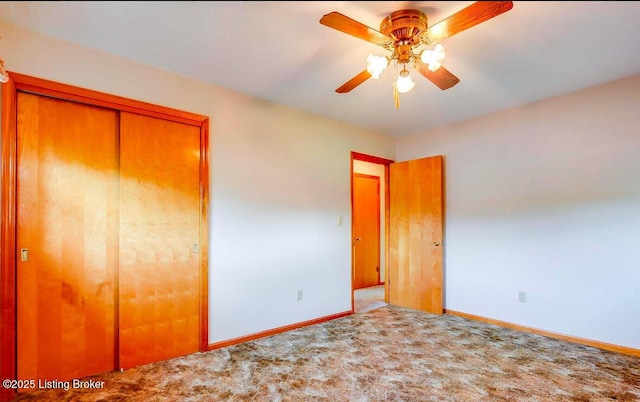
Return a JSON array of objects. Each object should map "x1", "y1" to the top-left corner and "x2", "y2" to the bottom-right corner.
[
  {"x1": 393, "y1": 82, "x2": 399, "y2": 109},
  {"x1": 392, "y1": 59, "x2": 401, "y2": 109}
]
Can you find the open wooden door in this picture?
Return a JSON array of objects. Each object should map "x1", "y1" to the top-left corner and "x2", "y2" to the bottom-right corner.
[
  {"x1": 353, "y1": 173, "x2": 381, "y2": 289},
  {"x1": 388, "y1": 155, "x2": 444, "y2": 314}
]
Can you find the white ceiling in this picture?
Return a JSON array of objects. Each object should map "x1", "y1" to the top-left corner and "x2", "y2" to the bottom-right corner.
[{"x1": 1, "y1": 1, "x2": 640, "y2": 138}]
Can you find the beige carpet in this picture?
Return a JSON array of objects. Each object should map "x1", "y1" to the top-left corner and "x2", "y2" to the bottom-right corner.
[
  {"x1": 354, "y1": 284, "x2": 387, "y2": 313},
  {"x1": 12, "y1": 304, "x2": 640, "y2": 401}
]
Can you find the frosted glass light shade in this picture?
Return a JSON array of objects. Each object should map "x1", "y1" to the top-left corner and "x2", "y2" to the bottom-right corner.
[
  {"x1": 421, "y1": 44, "x2": 445, "y2": 72},
  {"x1": 366, "y1": 54, "x2": 389, "y2": 79},
  {"x1": 396, "y1": 69, "x2": 415, "y2": 93},
  {"x1": 0, "y1": 59, "x2": 9, "y2": 83}
]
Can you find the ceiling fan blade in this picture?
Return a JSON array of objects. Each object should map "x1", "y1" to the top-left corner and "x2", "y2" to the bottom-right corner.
[
  {"x1": 320, "y1": 12, "x2": 391, "y2": 46},
  {"x1": 424, "y1": 1, "x2": 513, "y2": 43},
  {"x1": 336, "y1": 70, "x2": 372, "y2": 93},
  {"x1": 415, "y1": 61, "x2": 460, "y2": 90}
]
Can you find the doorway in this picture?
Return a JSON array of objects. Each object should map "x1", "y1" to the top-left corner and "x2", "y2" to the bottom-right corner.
[
  {"x1": 351, "y1": 152, "x2": 393, "y2": 311},
  {"x1": 350, "y1": 151, "x2": 445, "y2": 315}
]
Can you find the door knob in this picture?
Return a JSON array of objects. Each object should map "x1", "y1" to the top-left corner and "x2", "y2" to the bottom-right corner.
[
  {"x1": 355, "y1": 237, "x2": 361, "y2": 241},
  {"x1": 432, "y1": 241, "x2": 440, "y2": 247}
]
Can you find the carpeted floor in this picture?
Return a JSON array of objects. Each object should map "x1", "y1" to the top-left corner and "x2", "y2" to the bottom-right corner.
[{"x1": 12, "y1": 304, "x2": 640, "y2": 401}]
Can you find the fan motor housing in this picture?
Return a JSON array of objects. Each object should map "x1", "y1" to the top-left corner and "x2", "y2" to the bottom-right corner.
[{"x1": 380, "y1": 9, "x2": 428, "y2": 46}]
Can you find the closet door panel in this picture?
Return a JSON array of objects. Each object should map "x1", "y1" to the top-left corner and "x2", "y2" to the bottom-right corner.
[
  {"x1": 119, "y1": 112, "x2": 200, "y2": 369},
  {"x1": 16, "y1": 92, "x2": 118, "y2": 382}
]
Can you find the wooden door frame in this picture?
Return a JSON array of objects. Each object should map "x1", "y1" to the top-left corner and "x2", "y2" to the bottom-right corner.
[
  {"x1": 350, "y1": 152, "x2": 394, "y2": 312},
  {"x1": 1, "y1": 72, "x2": 210, "y2": 399}
]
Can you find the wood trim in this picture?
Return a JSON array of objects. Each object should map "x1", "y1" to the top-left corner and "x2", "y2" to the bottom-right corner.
[
  {"x1": 375, "y1": 173, "x2": 381, "y2": 285},
  {"x1": 0, "y1": 73, "x2": 210, "y2": 397},
  {"x1": 207, "y1": 311, "x2": 352, "y2": 350},
  {"x1": 199, "y1": 118, "x2": 210, "y2": 352},
  {"x1": 353, "y1": 173, "x2": 380, "y2": 180},
  {"x1": 445, "y1": 309, "x2": 640, "y2": 358},
  {"x1": 0, "y1": 76, "x2": 18, "y2": 402},
  {"x1": 7, "y1": 71, "x2": 207, "y2": 127},
  {"x1": 352, "y1": 151, "x2": 394, "y2": 165},
  {"x1": 383, "y1": 163, "x2": 390, "y2": 303},
  {"x1": 350, "y1": 154, "x2": 355, "y2": 313}
]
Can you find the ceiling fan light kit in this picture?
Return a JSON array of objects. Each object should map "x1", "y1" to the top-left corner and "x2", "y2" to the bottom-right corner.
[
  {"x1": 421, "y1": 44, "x2": 445, "y2": 72},
  {"x1": 319, "y1": 1, "x2": 514, "y2": 108},
  {"x1": 0, "y1": 35, "x2": 9, "y2": 83},
  {"x1": 366, "y1": 54, "x2": 389, "y2": 79},
  {"x1": 0, "y1": 59, "x2": 9, "y2": 83},
  {"x1": 396, "y1": 68, "x2": 416, "y2": 94}
]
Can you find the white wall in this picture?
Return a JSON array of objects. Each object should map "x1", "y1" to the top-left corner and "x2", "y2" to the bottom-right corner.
[
  {"x1": 0, "y1": 21, "x2": 395, "y2": 343},
  {"x1": 352, "y1": 160, "x2": 386, "y2": 282},
  {"x1": 396, "y1": 74, "x2": 640, "y2": 349}
]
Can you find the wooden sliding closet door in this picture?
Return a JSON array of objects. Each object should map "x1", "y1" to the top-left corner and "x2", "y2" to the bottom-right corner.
[
  {"x1": 16, "y1": 92, "x2": 118, "y2": 381},
  {"x1": 118, "y1": 112, "x2": 201, "y2": 369}
]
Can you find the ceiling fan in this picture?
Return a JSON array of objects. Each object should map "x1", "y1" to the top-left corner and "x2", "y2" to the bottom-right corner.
[{"x1": 319, "y1": 1, "x2": 513, "y2": 108}]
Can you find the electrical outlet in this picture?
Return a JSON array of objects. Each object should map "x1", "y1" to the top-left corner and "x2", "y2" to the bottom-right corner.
[
  {"x1": 296, "y1": 290, "x2": 303, "y2": 301},
  {"x1": 518, "y1": 291, "x2": 527, "y2": 303}
]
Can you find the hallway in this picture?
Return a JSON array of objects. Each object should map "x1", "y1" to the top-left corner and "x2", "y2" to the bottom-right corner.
[{"x1": 354, "y1": 285, "x2": 386, "y2": 313}]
